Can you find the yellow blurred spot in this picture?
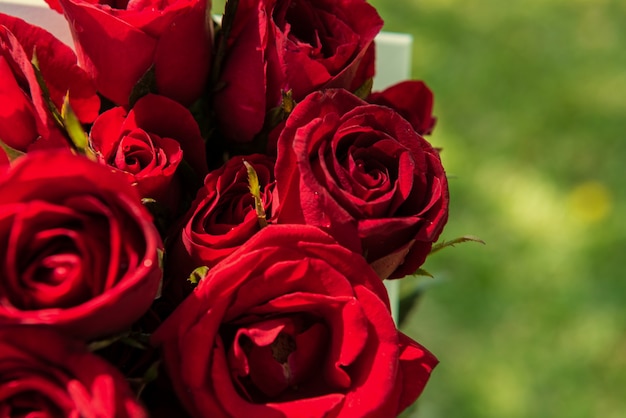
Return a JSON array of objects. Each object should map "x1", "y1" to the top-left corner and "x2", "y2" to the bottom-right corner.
[{"x1": 567, "y1": 181, "x2": 612, "y2": 223}]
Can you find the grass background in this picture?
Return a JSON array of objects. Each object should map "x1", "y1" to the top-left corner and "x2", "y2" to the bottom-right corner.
[{"x1": 212, "y1": 0, "x2": 626, "y2": 416}]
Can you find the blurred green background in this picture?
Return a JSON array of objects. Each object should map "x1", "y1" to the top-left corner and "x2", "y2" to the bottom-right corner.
[
  {"x1": 211, "y1": 0, "x2": 626, "y2": 416},
  {"x1": 365, "y1": 0, "x2": 626, "y2": 417}
]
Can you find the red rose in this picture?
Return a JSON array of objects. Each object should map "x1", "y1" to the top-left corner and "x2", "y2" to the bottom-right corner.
[
  {"x1": 152, "y1": 225, "x2": 437, "y2": 418},
  {"x1": 0, "y1": 148, "x2": 8, "y2": 170},
  {"x1": 0, "y1": 13, "x2": 99, "y2": 151},
  {"x1": 0, "y1": 151, "x2": 163, "y2": 340},
  {"x1": 368, "y1": 80, "x2": 437, "y2": 136},
  {"x1": 274, "y1": 89, "x2": 449, "y2": 280},
  {"x1": 0, "y1": 325, "x2": 147, "y2": 417},
  {"x1": 47, "y1": 0, "x2": 212, "y2": 107},
  {"x1": 90, "y1": 94, "x2": 208, "y2": 212},
  {"x1": 212, "y1": 0, "x2": 383, "y2": 143},
  {"x1": 164, "y1": 154, "x2": 274, "y2": 303},
  {"x1": 174, "y1": 153, "x2": 274, "y2": 270}
]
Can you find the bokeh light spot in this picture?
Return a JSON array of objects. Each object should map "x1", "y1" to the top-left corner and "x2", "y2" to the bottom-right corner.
[{"x1": 567, "y1": 181, "x2": 612, "y2": 223}]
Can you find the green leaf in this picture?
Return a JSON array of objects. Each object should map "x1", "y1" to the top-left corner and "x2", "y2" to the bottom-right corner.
[
  {"x1": 430, "y1": 235, "x2": 485, "y2": 255},
  {"x1": 61, "y1": 93, "x2": 95, "y2": 160},
  {"x1": 188, "y1": 265, "x2": 209, "y2": 285},
  {"x1": 243, "y1": 160, "x2": 268, "y2": 228},
  {"x1": 128, "y1": 65, "x2": 157, "y2": 108},
  {"x1": 0, "y1": 139, "x2": 25, "y2": 162}
]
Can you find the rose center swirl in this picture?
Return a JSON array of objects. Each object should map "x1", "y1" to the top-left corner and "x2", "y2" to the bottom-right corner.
[{"x1": 223, "y1": 314, "x2": 329, "y2": 402}]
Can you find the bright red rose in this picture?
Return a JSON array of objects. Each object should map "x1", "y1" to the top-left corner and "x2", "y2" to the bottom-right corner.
[
  {"x1": 152, "y1": 225, "x2": 437, "y2": 417},
  {"x1": 274, "y1": 89, "x2": 449, "y2": 280},
  {"x1": 368, "y1": 80, "x2": 437, "y2": 136},
  {"x1": 0, "y1": 13, "x2": 99, "y2": 151},
  {"x1": 90, "y1": 94, "x2": 208, "y2": 212},
  {"x1": 0, "y1": 325, "x2": 147, "y2": 417},
  {"x1": 212, "y1": 0, "x2": 383, "y2": 144},
  {"x1": 0, "y1": 151, "x2": 163, "y2": 340},
  {"x1": 46, "y1": 0, "x2": 212, "y2": 107}
]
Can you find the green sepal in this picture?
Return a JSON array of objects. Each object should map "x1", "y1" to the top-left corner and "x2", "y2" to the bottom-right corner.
[
  {"x1": 32, "y1": 50, "x2": 94, "y2": 157},
  {"x1": 87, "y1": 334, "x2": 123, "y2": 352},
  {"x1": 188, "y1": 265, "x2": 209, "y2": 285},
  {"x1": 354, "y1": 78, "x2": 374, "y2": 100},
  {"x1": 119, "y1": 333, "x2": 150, "y2": 350},
  {"x1": 31, "y1": 49, "x2": 63, "y2": 127},
  {"x1": 61, "y1": 94, "x2": 95, "y2": 160},
  {"x1": 243, "y1": 160, "x2": 268, "y2": 228},
  {"x1": 87, "y1": 331, "x2": 151, "y2": 352},
  {"x1": 245, "y1": 160, "x2": 261, "y2": 198},
  {"x1": 141, "y1": 198, "x2": 171, "y2": 237},
  {"x1": 430, "y1": 235, "x2": 485, "y2": 255},
  {"x1": 142, "y1": 359, "x2": 160, "y2": 384},
  {"x1": 413, "y1": 268, "x2": 434, "y2": 278},
  {"x1": 398, "y1": 284, "x2": 424, "y2": 327},
  {"x1": 264, "y1": 89, "x2": 295, "y2": 132},
  {"x1": 0, "y1": 139, "x2": 26, "y2": 162},
  {"x1": 157, "y1": 248, "x2": 165, "y2": 272},
  {"x1": 128, "y1": 65, "x2": 157, "y2": 108},
  {"x1": 280, "y1": 90, "x2": 295, "y2": 115},
  {"x1": 154, "y1": 248, "x2": 165, "y2": 299},
  {"x1": 133, "y1": 359, "x2": 162, "y2": 399}
]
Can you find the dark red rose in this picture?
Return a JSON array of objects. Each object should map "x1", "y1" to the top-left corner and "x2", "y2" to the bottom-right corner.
[
  {"x1": 0, "y1": 13, "x2": 99, "y2": 151},
  {"x1": 368, "y1": 80, "x2": 437, "y2": 135},
  {"x1": 0, "y1": 325, "x2": 147, "y2": 417},
  {"x1": 152, "y1": 225, "x2": 437, "y2": 417},
  {"x1": 212, "y1": 0, "x2": 383, "y2": 143},
  {"x1": 0, "y1": 150, "x2": 163, "y2": 340},
  {"x1": 274, "y1": 89, "x2": 449, "y2": 280},
  {"x1": 47, "y1": 0, "x2": 212, "y2": 107},
  {"x1": 173, "y1": 153, "x2": 275, "y2": 271},
  {"x1": 90, "y1": 94, "x2": 208, "y2": 212}
]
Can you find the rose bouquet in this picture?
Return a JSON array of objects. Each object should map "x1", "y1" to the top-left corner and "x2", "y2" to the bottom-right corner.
[{"x1": 0, "y1": 0, "x2": 458, "y2": 416}]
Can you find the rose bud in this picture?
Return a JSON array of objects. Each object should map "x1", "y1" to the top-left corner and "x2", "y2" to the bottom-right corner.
[
  {"x1": 212, "y1": 0, "x2": 383, "y2": 144},
  {"x1": 0, "y1": 13, "x2": 99, "y2": 152},
  {"x1": 45, "y1": 0, "x2": 212, "y2": 107}
]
